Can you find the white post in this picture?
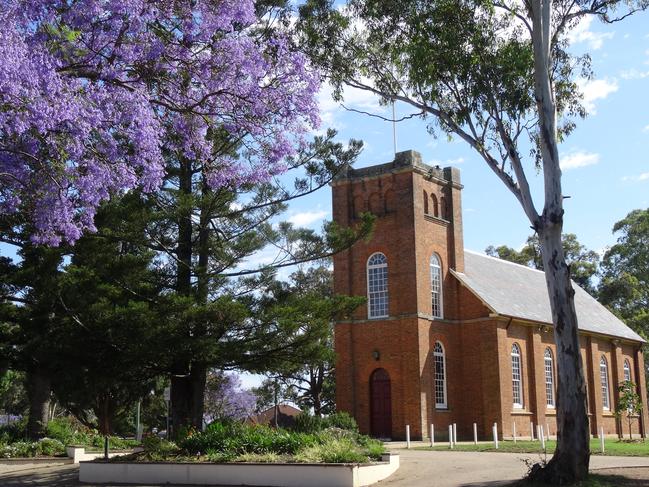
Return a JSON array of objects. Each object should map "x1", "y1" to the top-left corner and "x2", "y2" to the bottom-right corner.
[
  {"x1": 539, "y1": 425, "x2": 546, "y2": 450},
  {"x1": 493, "y1": 423, "x2": 499, "y2": 449},
  {"x1": 473, "y1": 423, "x2": 478, "y2": 445},
  {"x1": 430, "y1": 424, "x2": 435, "y2": 447},
  {"x1": 449, "y1": 425, "x2": 453, "y2": 449},
  {"x1": 546, "y1": 423, "x2": 551, "y2": 440},
  {"x1": 530, "y1": 421, "x2": 535, "y2": 441},
  {"x1": 406, "y1": 425, "x2": 411, "y2": 449},
  {"x1": 512, "y1": 422, "x2": 517, "y2": 443},
  {"x1": 600, "y1": 427, "x2": 605, "y2": 454},
  {"x1": 452, "y1": 423, "x2": 457, "y2": 446}
]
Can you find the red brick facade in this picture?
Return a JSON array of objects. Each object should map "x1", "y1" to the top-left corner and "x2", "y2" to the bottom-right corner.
[{"x1": 332, "y1": 150, "x2": 648, "y2": 441}]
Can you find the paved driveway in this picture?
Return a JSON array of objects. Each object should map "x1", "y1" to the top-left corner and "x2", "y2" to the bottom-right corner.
[{"x1": 378, "y1": 446, "x2": 649, "y2": 487}]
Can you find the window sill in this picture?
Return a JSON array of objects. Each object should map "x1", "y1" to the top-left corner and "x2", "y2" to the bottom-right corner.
[
  {"x1": 511, "y1": 410, "x2": 533, "y2": 416},
  {"x1": 434, "y1": 407, "x2": 450, "y2": 412}
]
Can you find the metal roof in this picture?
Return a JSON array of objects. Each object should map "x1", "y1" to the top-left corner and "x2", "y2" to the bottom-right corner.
[{"x1": 451, "y1": 250, "x2": 644, "y2": 343}]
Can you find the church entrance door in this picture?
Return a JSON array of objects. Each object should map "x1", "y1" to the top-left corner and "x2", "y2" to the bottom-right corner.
[{"x1": 370, "y1": 368, "x2": 392, "y2": 439}]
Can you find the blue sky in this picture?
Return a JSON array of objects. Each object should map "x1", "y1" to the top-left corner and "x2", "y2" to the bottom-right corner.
[{"x1": 279, "y1": 12, "x2": 649, "y2": 262}]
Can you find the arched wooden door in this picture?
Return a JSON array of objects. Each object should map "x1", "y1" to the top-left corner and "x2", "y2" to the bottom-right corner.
[{"x1": 370, "y1": 368, "x2": 392, "y2": 439}]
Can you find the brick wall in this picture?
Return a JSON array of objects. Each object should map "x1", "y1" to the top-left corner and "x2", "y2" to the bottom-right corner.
[{"x1": 332, "y1": 151, "x2": 647, "y2": 442}]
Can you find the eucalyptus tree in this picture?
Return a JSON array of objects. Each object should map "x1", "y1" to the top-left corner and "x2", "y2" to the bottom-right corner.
[{"x1": 298, "y1": 0, "x2": 647, "y2": 482}]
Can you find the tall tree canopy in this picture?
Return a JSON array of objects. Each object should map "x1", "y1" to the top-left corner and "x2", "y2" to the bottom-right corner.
[
  {"x1": 298, "y1": 0, "x2": 647, "y2": 482},
  {"x1": 260, "y1": 265, "x2": 363, "y2": 416},
  {"x1": 0, "y1": 0, "x2": 319, "y2": 245},
  {"x1": 599, "y1": 209, "x2": 649, "y2": 339},
  {"x1": 486, "y1": 233, "x2": 599, "y2": 294}
]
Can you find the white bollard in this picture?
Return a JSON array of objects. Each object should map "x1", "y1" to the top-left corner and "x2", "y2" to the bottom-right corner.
[
  {"x1": 539, "y1": 425, "x2": 546, "y2": 450},
  {"x1": 530, "y1": 421, "x2": 535, "y2": 441},
  {"x1": 452, "y1": 423, "x2": 457, "y2": 446},
  {"x1": 600, "y1": 427, "x2": 605, "y2": 454},
  {"x1": 406, "y1": 424, "x2": 411, "y2": 449},
  {"x1": 493, "y1": 423, "x2": 499, "y2": 449},
  {"x1": 473, "y1": 423, "x2": 478, "y2": 445},
  {"x1": 449, "y1": 425, "x2": 453, "y2": 449},
  {"x1": 512, "y1": 422, "x2": 517, "y2": 443},
  {"x1": 430, "y1": 424, "x2": 435, "y2": 447},
  {"x1": 546, "y1": 423, "x2": 551, "y2": 440}
]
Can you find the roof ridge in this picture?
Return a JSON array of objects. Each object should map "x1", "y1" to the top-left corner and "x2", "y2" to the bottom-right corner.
[{"x1": 464, "y1": 249, "x2": 546, "y2": 275}]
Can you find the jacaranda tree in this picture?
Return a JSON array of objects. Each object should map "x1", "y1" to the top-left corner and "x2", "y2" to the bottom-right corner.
[{"x1": 0, "y1": 0, "x2": 320, "y2": 246}]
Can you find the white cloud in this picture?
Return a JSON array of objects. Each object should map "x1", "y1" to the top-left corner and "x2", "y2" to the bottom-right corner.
[
  {"x1": 643, "y1": 125, "x2": 649, "y2": 133},
  {"x1": 316, "y1": 79, "x2": 386, "y2": 133},
  {"x1": 620, "y1": 69, "x2": 649, "y2": 80},
  {"x1": 567, "y1": 16, "x2": 614, "y2": 50},
  {"x1": 560, "y1": 151, "x2": 599, "y2": 170},
  {"x1": 622, "y1": 172, "x2": 649, "y2": 182},
  {"x1": 576, "y1": 78, "x2": 618, "y2": 114},
  {"x1": 287, "y1": 210, "x2": 329, "y2": 227}
]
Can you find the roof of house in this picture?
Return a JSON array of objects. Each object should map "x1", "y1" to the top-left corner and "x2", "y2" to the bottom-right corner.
[
  {"x1": 247, "y1": 404, "x2": 302, "y2": 428},
  {"x1": 451, "y1": 250, "x2": 644, "y2": 343}
]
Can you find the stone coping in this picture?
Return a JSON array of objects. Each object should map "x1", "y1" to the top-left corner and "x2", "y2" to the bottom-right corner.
[{"x1": 79, "y1": 452, "x2": 400, "y2": 487}]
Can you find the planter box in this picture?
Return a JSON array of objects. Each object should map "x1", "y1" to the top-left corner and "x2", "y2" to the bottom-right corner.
[
  {"x1": 66, "y1": 446, "x2": 131, "y2": 464},
  {"x1": 79, "y1": 452, "x2": 399, "y2": 487}
]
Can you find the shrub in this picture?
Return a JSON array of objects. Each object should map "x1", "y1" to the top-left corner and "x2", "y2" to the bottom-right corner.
[
  {"x1": 0, "y1": 418, "x2": 27, "y2": 443},
  {"x1": 233, "y1": 452, "x2": 281, "y2": 463},
  {"x1": 293, "y1": 411, "x2": 359, "y2": 434},
  {"x1": 38, "y1": 438, "x2": 65, "y2": 456},
  {"x1": 142, "y1": 435, "x2": 178, "y2": 455},
  {"x1": 180, "y1": 422, "x2": 318, "y2": 456},
  {"x1": 293, "y1": 412, "x2": 323, "y2": 433},
  {"x1": 295, "y1": 437, "x2": 369, "y2": 464},
  {"x1": 1, "y1": 441, "x2": 39, "y2": 458},
  {"x1": 324, "y1": 412, "x2": 358, "y2": 432},
  {"x1": 46, "y1": 417, "x2": 93, "y2": 446}
]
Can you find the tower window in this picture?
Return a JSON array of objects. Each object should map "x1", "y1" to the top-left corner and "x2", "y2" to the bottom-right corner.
[
  {"x1": 430, "y1": 254, "x2": 443, "y2": 318},
  {"x1": 431, "y1": 194, "x2": 439, "y2": 218},
  {"x1": 423, "y1": 190, "x2": 429, "y2": 214},
  {"x1": 367, "y1": 253, "x2": 389, "y2": 319},
  {"x1": 600, "y1": 356, "x2": 610, "y2": 410},
  {"x1": 433, "y1": 342, "x2": 447, "y2": 409},
  {"x1": 512, "y1": 343, "x2": 523, "y2": 408},
  {"x1": 544, "y1": 348, "x2": 555, "y2": 408}
]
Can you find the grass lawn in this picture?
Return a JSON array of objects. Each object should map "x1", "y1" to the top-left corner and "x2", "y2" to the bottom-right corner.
[{"x1": 415, "y1": 439, "x2": 649, "y2": 456}]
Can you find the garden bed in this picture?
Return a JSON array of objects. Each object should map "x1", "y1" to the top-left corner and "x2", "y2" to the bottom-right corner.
[{"x1": 79, "y1": 452, "x2": 399, "y2": 487}]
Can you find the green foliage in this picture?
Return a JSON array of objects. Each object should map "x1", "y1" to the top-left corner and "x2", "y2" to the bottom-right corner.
[
  {"x1": 0, "y1": 370, "x2": 28, "y2": 416},
  {"x1": 294, "y1": 437, "x2": 370, "y2": 463},
  {"x1": 293, "y1": 411, "x2": 359, "y2": 433},
  {"x1": 600, "y1": 209, "x2": 649, "y2": 339},
  {"x1": 181, "y1": 421, "x2": 319, "y2": 456},
  {"x1": 0, "y1": 438, "x2": 65, "y2": 458},
  {"x1": 258, "y1": 266, "x2": 364, "y2": 416}
]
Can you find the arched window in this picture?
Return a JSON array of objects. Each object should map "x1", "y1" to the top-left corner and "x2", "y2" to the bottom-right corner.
[
  {"x1": 430, "y1": 254, "x2": 443, "y2": 318},
  {"x1": 544, "y1": 348, "x2": 555, "y2": 408},
  {"x1": 423, "y1": 190, "x2": 429, "y2": 214},
  {"x1": 511, "y1": 344, "x2": 523, "y2": 408},
  {"x1": 600, "y1": 356, "x2": 610, "y2": 410},
  {"x1": 431, "y1": 194, "x2": 439, "y2": 217},
  {"x1": 433, "y1": 342, "x2": 447, "y2": 408},
  {"x1": 624, "y1": 359, "x2": 631, "y2": 382},
  {"x1": 367, "y1": 253, "x2": 389, "y2": 319},
  {"x1": 440, "y1": 196, "x2": 448, "y2": 219}
]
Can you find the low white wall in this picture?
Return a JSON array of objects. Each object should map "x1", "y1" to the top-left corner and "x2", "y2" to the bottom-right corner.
[
  {"x1": 66, "y1": 446, "x2": 130, "y2": 464},
  {"x1": 79, "y1": 453, "x2": 400, "y2": 487}
]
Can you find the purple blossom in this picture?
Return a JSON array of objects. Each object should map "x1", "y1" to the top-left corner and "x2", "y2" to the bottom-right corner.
[
  {"x1": 0, "y1": 0, "x2": 320, "y2": 244},
  {"x1": 204, "y1": 371, "x2": 257, "y2": 422}
]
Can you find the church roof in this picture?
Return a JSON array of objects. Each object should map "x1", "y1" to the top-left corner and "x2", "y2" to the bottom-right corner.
[{"x1": 451, "y1": 250, "x2": 644, "y2": 343}]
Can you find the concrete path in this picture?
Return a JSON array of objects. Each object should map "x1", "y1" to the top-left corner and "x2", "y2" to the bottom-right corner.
[{"x1": 379, "y1": 443, "x2": 649, "y2": 487}]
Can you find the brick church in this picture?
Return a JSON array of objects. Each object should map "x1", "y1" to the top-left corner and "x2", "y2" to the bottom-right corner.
[{"x1": 332, "y1": 149, "x2": 648, "y2": 441}]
